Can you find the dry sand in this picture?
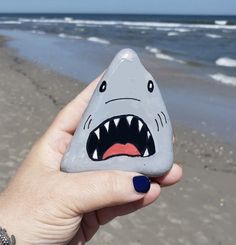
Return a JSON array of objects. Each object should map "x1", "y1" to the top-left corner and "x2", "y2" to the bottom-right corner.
[{"x1": 0, "y1": 35, "x2": 236, "y2": 245}]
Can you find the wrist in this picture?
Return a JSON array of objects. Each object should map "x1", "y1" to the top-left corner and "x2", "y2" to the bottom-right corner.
[
  {"x1": 0, "y1": 194, "x2": 16, "y2": 244},
  {"x1": 0, "y1": 193, "x2": 29, "y2": 245}
]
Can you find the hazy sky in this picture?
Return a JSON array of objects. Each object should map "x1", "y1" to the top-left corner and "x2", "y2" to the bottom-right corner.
[{"x1": 0, "y1": 0, "x2": 235, "y2": 15}]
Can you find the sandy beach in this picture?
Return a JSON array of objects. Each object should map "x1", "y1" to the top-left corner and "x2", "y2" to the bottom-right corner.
[{"x1": 0, "y1": 34, "x2": 236, "y2": 245}]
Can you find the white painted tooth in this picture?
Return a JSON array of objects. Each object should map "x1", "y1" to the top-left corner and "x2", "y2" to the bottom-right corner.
[
  {"x1": 95, "y1": 128, "x2": 100, "y2": 140},
  {"x1": 143, "y1": 148, "x2": 149, "y2": 157},
  {"x1": 92, "y1": 149, "x2": 98, "y2": 160},
  {"x1": 147, "y1": 131, "x2": 150, "y2": 139},
  {"x1": 138, "y1": 120, "x2": 143, "y2": 132},
  {"x1": 126, "y1": 116, "x2": 133, "y2": 126},
  {"x1": 104, "y1": 121, "x2": 110, "y2": 132},
  {"x1": 114, "y1": 118, "x2": 120, "y2": 127}
]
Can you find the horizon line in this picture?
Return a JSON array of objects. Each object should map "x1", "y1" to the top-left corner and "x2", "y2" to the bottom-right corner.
[{"x1": 0, "y1": 12, "x2": 236, "y2": 16}]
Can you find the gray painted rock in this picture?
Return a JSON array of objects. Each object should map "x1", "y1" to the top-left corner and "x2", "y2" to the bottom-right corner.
[{"x1": 61, "y1": 49, "x2": 173, "y2": 177}]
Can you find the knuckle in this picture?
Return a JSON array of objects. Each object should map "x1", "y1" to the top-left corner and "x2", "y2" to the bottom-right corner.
[
  {"x1": 84, "y1": 171, "x2": 124, "y2": 201},
  {"x1": 103, "y1": 172, "x2": 125, "y2": 198}
]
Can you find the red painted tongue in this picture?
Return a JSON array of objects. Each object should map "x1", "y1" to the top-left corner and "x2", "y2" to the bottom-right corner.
[{"x1": 102, "y1": 143, "x2": 141, "y2": 160}]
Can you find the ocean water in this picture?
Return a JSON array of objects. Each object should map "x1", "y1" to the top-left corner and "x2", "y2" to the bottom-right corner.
[
  {"x1": 0, "y1": 14, "x2": 236, "y2": 144},
  {"x1": 0, "y1": 13, "x2": 236, "y2": 86}
]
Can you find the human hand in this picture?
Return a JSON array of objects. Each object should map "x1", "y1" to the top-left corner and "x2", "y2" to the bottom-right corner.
[{"x1": 0, "y1": 75, "x2": 182, "y2": 245}]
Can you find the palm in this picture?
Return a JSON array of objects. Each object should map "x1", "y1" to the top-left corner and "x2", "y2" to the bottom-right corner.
[
  {"x1": 75, "y1": 210, "x2": 117, "y2": 244},
  {"x1": 70, "y1": 199, "x2": 153, "y2": 244},
  {"x1": 42, "y1": 77, "x2": 181, "y2": 244},
  {"x1": 45, "y1": 118, "x2": 179, "y2": 245},
  {"x1": 45, "y1": 128, "x2": 158, "y2": 244}
]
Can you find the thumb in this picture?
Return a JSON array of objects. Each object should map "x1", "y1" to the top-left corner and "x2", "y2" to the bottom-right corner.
[{"x1": 58, "y1": 170, "x2": 155, "y2": 214}]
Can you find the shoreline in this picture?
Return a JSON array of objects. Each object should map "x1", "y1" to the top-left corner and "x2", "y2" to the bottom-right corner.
[
  {"x1": 0, "y1": 34, "x2": 86, "y2": 188},
  {"x1": 1, "y1": 29, "x2": 236, "y2": 144},
  {"x1": 0, "y1": 34, "x2": 236, "y2": 245}
]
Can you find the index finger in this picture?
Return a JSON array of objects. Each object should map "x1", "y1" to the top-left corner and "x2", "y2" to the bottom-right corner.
[{"x1": 151, "y1": 163, "x2": 183, "y2": 187}]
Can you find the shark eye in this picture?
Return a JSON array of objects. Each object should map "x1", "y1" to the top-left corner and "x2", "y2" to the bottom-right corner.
[
  {"x1": 147, "y1": 80, "x2": 154, "y2": 93},
  {"x1": 99, "y1": 81, "x2": 107, "y2": 93}
]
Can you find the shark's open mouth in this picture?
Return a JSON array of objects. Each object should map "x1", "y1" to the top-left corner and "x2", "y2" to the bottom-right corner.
[{"x1": 87, "y1": 115, "x2": 156, "y2": 161}]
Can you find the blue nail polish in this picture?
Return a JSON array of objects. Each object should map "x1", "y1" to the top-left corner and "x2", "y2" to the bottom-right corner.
[{"x1": 133, "y1": 176, "x2": 151, "y2": 193}]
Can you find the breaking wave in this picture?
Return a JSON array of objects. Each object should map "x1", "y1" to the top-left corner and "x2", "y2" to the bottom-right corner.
[
  {"x1": 210, "y1": 73, "x2": 236, "y2": 86},
  {"x1": 87, "y1": 37, "x2": 110, "y2": 44},
  {"x1": 168, "y1": 32, "x2": 179, "y2": 36},
  {"x1": 206, "y1": 33, "x2": 222, "y2": 38},
  {"x1": 216, "y1": 57, "x2": 236, "y2": 67},
  {"x1": 215, "y1": 20, "x2": 227, "y2": 25},
  {"x1": 0, "y1": 20, "x2": 22, "y2": 24},
  {"x1": 145, "y1": 46, "x2": 184, "y2": 64},
  {"x1": 12, "y1": 18, "x2": 236, "y2": 30},
  {"x1": 58, "y1": 33, "x2": 81, "y2": 39}
]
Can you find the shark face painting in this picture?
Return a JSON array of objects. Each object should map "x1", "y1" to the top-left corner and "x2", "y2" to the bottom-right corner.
[{"x1": 61, "y1": 49, "x2": 174, "y2": 177}]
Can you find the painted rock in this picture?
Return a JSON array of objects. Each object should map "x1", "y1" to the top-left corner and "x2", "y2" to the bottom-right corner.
[{"x1": 61, "y1": 48, "x2": 173, "y2": 177}]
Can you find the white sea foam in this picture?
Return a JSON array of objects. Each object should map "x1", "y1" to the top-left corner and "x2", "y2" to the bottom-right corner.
[
  {"x1": 145, "y1": 46, "x2": 161, "y2": 54},
  {"x1": 87, "y1": 37, "x2": 110, "y2": 44},
  {"x1": 64, "y1": 17, "x2": 73, "y2": 22},
  {"x1": 175, "y1": 28, "x2": 190, "y2": 32},
  {"x1": 155, "y1": 53, "x2": 176, "y2": 61},
  {"x1": 128, "y1": 26, "x2": 151, "y2": 30},
  {"x1": 168, "y1": 32, "x2": 179, "y2": 36},
  {"x1": 206, "y1": 33, "x2": 222, "y2": 39},
  {"x1": 58, "y1": 33, "x2": 81, "y2": 39},
  {"x1": 156, "y1": 27, "x2": 172, "y2": 31},
  {"x1": 58, "y1": 33, "x2": 66, "y2": 38},
  {"x1": 17, "y1": 18, "x2": 236, "y2": 30},
  {"x1": 18, "y1": 18, "x2": 31, "y2": 22},
  {"x1": 19, "y1": 18, "x2": 65, "y2": 24},
  {"x1": 210, "y1": 73, "x2": 236, "y2": 86},
  {"x1": 145, "y1": 46, "x2": 184, "y2": 64},
  {"x1": 120, "y1": 21, "x2": 235, "y2": 30},
  {"x1": 216, "y1": 57, "x2": 236, "y2": 67},
  {"x1": 215, "y1": 20, "x2": 227, "y2": 25},
  {"x1": 0, "y1": 20, "x2": 22, "y2": 24}
]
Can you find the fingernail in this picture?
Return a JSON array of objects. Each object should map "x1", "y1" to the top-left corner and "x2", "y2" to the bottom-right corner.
[{"x1": 133, "y1": 176, "x2": 151, "y2": 193}]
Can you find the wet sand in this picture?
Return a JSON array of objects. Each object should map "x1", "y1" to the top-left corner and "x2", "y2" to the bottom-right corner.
[
  {"x1": 0, "y1": 35, "x2": 236, "y2": 245},
  {"x1": 2, "y1": 30, "x2": 235, "y2": 144}
]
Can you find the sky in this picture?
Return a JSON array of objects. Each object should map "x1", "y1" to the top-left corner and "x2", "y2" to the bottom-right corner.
[{"x1": 0, "y1": 0, "x2": 235, "y2": 15}]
